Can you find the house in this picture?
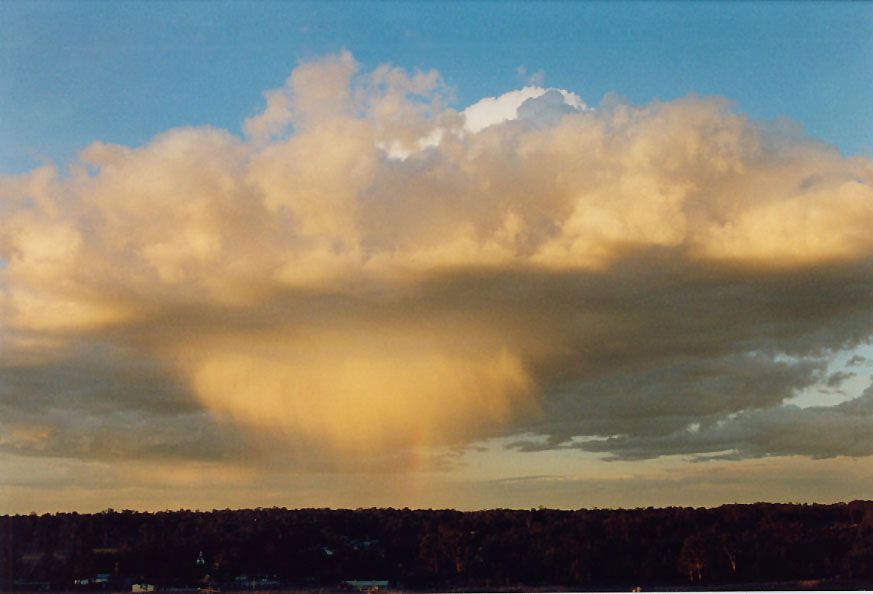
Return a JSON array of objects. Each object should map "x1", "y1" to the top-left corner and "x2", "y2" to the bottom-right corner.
[{"x1": 132, "y1": 584, "x2": 156, "y2": 592}]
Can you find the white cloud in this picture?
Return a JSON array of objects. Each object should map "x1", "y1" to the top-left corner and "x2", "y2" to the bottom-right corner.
[{"x1": 461, "y1": 85, "x2": 588, "y2": 133}]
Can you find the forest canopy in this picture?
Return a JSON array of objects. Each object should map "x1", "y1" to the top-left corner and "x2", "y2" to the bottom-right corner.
[{"x1": 3, "y1": 502, "x2": 873, "y2": 590}]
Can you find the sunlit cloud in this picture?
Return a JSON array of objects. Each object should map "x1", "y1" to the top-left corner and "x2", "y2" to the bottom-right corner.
[{"x1": 2, "y1": 52, "x2": 873, "y2": 484}]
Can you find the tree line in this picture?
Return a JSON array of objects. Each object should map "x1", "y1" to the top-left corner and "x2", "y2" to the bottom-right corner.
[{"x1": 2, "y1": 501, "x2": 872, "y2": 590}]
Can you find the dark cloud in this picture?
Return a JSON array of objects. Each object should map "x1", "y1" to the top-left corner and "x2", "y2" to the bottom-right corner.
[
  {"x1": 538, "y1": 382, "x2": 873, "y2": 461},
  {"x1": 826, "y1": 370, "x2": 856, "y2": 388}
]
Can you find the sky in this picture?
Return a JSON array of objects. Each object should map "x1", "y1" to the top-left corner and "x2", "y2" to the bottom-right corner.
[{"x1": 1, "y1": 1, "x2": 873, "y2": 513}]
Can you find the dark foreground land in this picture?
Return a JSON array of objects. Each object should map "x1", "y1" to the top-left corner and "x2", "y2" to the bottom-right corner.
[{"x1": 2, "y1": 502, "x2": 873, "y2": 591}]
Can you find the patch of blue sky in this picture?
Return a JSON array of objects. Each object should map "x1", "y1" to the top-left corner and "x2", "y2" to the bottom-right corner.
[
  {"x1": 1, "y1": 1, "x2": 871, "y2": 173},
  {"x1": 784, "y1": 343, "x2": 873, "y2": 409}
]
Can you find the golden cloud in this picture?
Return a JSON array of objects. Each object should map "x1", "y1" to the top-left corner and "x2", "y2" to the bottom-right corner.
[{"x1": 2, "y1": 53, "x2": 873, "y2": 470}]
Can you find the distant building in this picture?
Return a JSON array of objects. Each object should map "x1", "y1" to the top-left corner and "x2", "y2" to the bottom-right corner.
[
  {"x1": 75, "y1": 573, "x2": 112, "y2": 586},
  {"x1": 132, "y1": 584, "x2": 156, "y2": 592},
  {"x1": 256, "y1": 576, "x2": 278, "y2": 587},
  {"x1": 339, "y1": 580, "x2": 390, "y2": 592},
  {"x1": 230, "y1": 574, "x2": 279, "y2": 589}
]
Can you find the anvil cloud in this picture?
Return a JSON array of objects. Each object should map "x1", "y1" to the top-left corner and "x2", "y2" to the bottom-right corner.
[{"x1": 2, "y1": 53, "x2": 873, "y2": 485}]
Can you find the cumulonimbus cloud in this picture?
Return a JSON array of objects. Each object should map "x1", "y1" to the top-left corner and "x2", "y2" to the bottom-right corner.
[{"x1": 1, "y1": 52, "x2": 873, "y2": 470}]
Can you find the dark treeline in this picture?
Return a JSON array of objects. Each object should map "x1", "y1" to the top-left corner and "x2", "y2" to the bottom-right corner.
[{"x1": 2, "y1": 502, "x2": 873, "y2": 591}]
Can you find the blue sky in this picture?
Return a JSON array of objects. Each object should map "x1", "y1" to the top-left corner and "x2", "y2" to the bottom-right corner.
[{"x1": 2, "y1": 1, "x2": 871, "y2": 173}]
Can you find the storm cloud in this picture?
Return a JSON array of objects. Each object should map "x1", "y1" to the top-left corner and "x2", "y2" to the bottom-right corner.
[{"x1": 2, "y1": 52, "x2": 873, "y2": 481}]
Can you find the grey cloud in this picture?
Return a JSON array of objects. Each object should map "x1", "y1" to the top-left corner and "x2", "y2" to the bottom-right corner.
[
  {"x1": 519, "y1": 352, "x2": 825, "y2": 446},
  {"x1": 826, "y1": 370, "x2": 856, "y2": 387},
  {"x1": 0, "y1": 407, "x2": 247, "y2": 464},
  {"x1": 563, "y1": 382, "x2": 873, "y2": 461},
  {"x1": 517, "y1": 89, "x2": 582, "y2": 128},
  {"x1": 0, "y1": 341, "x2": 252, "y2": 464},
  {"x1": 0, "y1": 342, "x2": 195, "y2": 417},
  {"x1": 418, "y1": 258, "x2": 873, "y2": 452}
]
